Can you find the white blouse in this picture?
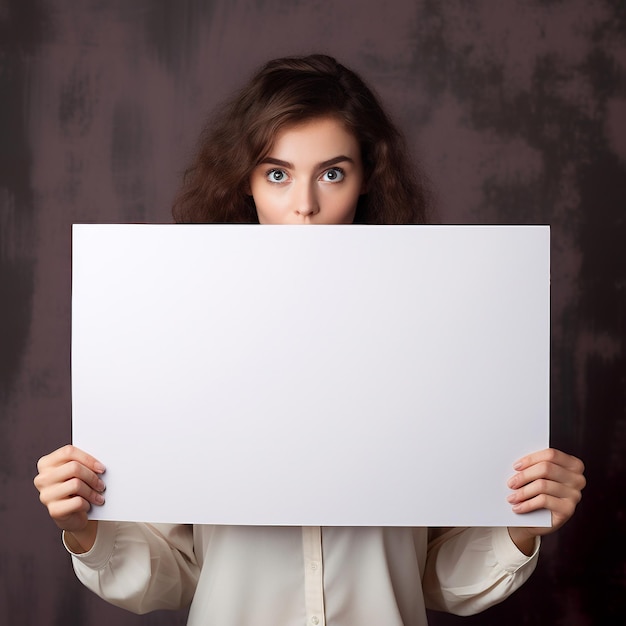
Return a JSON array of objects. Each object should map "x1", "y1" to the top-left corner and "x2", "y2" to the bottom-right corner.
[{"x1": 66, "y1": 522, "x2": 539, "y2": 625}]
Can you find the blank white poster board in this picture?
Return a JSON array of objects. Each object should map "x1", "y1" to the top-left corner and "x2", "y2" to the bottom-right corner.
[{"x1": 72, "y1": 224, "x2": 551, "y2": 527}]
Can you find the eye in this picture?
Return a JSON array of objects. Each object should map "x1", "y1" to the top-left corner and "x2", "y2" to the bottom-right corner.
[
  {"x1": 321, "y1": 167, "x2": 345, "y2": 182},
  {"x1": 266, "y1": 169, "x2": 288, "y2": 183}
]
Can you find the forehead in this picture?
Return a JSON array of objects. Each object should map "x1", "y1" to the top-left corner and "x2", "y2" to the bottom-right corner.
[{"x1": 266, "y1": 116, "x2": 360, "y2": 159}]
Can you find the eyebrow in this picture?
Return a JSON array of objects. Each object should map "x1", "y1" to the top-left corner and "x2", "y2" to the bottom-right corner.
[{"x1": 258, "y1": 155, "x2": 355, "y2": 169}]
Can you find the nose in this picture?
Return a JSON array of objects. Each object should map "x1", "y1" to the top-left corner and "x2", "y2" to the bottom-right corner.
[{"x1": 294, "y1": 181, "x2": 320, "y2": 218}]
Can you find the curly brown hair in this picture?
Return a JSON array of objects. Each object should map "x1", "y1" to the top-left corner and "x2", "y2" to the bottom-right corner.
[{"x1": 172, "y1": 54, "x2": 430, "y2": 224}]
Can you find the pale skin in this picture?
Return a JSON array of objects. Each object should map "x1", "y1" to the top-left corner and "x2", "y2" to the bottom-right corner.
[
  {"x1": 34, "y1": 116, "x2": 586, "y2": 556},
  {"x1": 249, "y1": 116, "x2": 365, "y2": 225}
]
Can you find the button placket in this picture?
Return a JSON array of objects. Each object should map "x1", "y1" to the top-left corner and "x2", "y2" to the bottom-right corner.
[{"x1": 302, "y1": 527, "x2": 326, "y2": 626}]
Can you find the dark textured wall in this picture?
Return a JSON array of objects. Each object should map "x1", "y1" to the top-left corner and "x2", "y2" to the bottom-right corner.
[{"x1": 1, "y1": 1, "x2": 624, "y2": 624}]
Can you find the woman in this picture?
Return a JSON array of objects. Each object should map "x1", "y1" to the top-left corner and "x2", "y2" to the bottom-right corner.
[{"x1": 35, "y1": 54, "x2": 585, "y2": 625}]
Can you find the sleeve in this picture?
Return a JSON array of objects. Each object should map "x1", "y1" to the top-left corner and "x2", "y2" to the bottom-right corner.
[
  {"x1": 422, "y1": 527, "x2": 540, "y2": 615},
  {"x1": 63, "y1": 521, "x2": 201, "y2": 614}
]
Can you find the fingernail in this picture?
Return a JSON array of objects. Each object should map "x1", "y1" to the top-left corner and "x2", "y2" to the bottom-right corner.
[
  {"x1": 512, "y1": 503, "x2": 522, "y2": 512},
  {"x1": 507, "y1": 493, "x2": 516, "y2": 503},
  {"x1": 94, "y1": 462, "x2": 106, "y2": 473},
  {"x1": 95, "y1": 493, "x2": 105, "y2": 505},
  {"x1": 507, "y1": 476, "x2": 516, "y2": 488},
  {"x1": 513, "y1": 460, "x2": 523, "y2": 470},
  {"x1": 96, "y1": 479, "x2": 106, "y2": 492}
]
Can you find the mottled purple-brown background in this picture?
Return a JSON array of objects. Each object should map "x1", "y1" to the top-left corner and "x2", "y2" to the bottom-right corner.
[{"x1": 1, "y1": 1, "x2": 624, "y2": 624}]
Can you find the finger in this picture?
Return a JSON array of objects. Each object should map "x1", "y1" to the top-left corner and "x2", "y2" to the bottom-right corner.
[
  {"x1": 508, "y1": 459, "x2": 586, "y2": 491},
  {"x1": 514, "y1": 448, "x2": 584, "y2": 474},
  {"x1": 53, "y1": 460, "x2": 105, "y2": 491},
  {"x1": 35, "y1": 459, "x2": 106, "y2": 493},
  {"x1": 509, "y1": 492, "x2": 577, "y2": 524},
  {"x1": 48, "y1": 495, "x2": 92, "y2": 527},
  {"x1": 510, "y1": 465, "x2": 587, "y2": 492},
  {"x1": 507, "y1": 478, "x2": 582, "y2": 506},
  {"x1": 39, "y1": 476, "x2": 105, "y2": 508},
  {"x1": 508, "y1": 461, "x2": 573, "y2": 490},
  {"x1": 37, "y1": 444, "x2": 105, "y2": 475}
]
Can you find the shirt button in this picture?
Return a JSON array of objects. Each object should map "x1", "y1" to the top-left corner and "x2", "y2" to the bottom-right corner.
[
  {"x1": 311, "y1": 617, "x2": 320, "y2": 625},
  {"x1": 310, "y1": 561, "x2": 318, "y2": 571}
]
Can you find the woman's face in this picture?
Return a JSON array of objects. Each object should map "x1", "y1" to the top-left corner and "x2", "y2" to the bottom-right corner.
[{"x1": 249, "y1": 116, "x2": 365, "y2": 225}]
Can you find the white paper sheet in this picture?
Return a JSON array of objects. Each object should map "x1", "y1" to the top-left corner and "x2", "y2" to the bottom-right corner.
[{"x1": 72, "y1": 224, "x2": 551, "y2": 526}]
